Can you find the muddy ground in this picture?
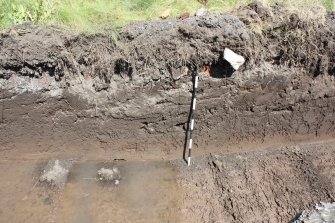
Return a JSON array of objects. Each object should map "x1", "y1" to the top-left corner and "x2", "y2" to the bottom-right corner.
[
  {"x1": 0, "y1": 2, "x2": 334, "y2": 222},
  {"x1": 1, "y1": 140, "x2": 335, "y2": 222}
]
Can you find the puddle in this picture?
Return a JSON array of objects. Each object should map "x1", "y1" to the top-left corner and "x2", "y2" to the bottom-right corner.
[{"x1": 0, "y1": 160, "x2": 181, "y2": 223}]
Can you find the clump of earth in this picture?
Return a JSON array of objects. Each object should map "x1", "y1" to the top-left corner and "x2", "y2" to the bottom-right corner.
[
  {"x1": 97, "y1": 167, "x2": 121, "y2": 185},
  {"x1": 39, "y1": 160, "x2": 73, "y2": 188},
  {"x1": 293, "y1": 202, "x2": 335, "y2": 223}
]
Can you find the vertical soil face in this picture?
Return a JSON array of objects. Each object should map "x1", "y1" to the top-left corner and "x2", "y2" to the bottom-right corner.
[{"x1": 0, "y1": 2, "x2": 334, "y2": 222}]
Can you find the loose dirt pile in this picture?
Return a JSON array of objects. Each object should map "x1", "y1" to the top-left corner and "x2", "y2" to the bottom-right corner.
[
  {"x1": 97, "y1": 167, "x2": 121, "y2": 184},
  {"x1": 0, "y1": 1, "x2": 334, "y2": 222},
  {"x1": 293, "y1": 202, "x2": 335, "y2": 223},
  {"x1": 39, "y1": 159, "x2": 73, "y2": 188}
]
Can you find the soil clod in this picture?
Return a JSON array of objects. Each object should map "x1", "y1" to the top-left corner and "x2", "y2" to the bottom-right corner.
[{"x1": 39, "y1": 160, "x2": 73, "y2": 188}]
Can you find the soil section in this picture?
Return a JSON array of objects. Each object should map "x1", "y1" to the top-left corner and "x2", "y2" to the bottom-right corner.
[
  {"x1": 0, "y1": 3, "x2": 334, "y2": 160},
  {"x1": 0, "y1": 2, "x2": 334, "y2": 222}
]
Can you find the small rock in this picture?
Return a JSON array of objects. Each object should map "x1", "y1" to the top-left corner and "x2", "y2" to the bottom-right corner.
[
  {"x1": 195, "y1": 8, "x2": 208, "y2": 17},
  {"x1": 8, "y1": 29, "x2": 18, "y2": 37},
  {"x1": 223, "y1": 48, "x2": 245, "y2": 70},
  {"x1": 39, "y1": 160, "x2": 73, "y2": 188},
  {"x1": 216, "y1": 35, "x2": 224, "y2": 42},
  {"x1": 144, "y1": 123, "x2": 155, "y2": 134},
  {"x1": 179, "y1": 12, "x2": 190, "y2": 19},
  {"x1": 43, "y1": 197, "x2": 53, "y2": 205},
  {"x1": 151, "y1": 70, "x2": 161, "y2": 81},
  {"x1": 160, "y1": 9, "x2": 171, "y2": 19},
  {"x1": 181, "y1": 66, "x2": 189, "y2": 77},
  {"x1": 213, "y1": 160, "x2": 223, "y2": 172},
  {"x1": 98, "y1": 167, "x2": 121, "y2": 182},
  {"x1": 170, "y1": 66, "x2": 188, "y2": 80}
]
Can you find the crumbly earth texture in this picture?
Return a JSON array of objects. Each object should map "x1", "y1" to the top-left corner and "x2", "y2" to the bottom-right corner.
[
  {"x1": 0, "y1": 1, "x2": 334, "y2": 222},
  {"x1": 175, "y1": 141, "x2": 335, "y2": 222}
]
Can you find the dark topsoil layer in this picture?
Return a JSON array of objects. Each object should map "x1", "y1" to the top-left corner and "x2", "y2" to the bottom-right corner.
[
  {"x1": 0, "y1": 2, "x2": 334, "y2": 157},
  {"x1": 0, "y1": 2, "x2": 335, "y2": 223}
]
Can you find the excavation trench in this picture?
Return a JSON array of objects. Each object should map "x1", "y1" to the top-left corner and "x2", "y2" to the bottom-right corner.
[{"x1": 0, "y1": 2, "x2": 335, "y2": 222}]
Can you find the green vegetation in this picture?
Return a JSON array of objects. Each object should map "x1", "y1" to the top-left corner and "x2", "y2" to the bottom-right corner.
[{"x1": 0, "y1": 0, "x2": 333, "y2": 32}]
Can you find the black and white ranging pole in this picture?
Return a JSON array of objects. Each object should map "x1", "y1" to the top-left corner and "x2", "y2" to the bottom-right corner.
[{"x1": 187, "y1": 72, "x2": 199, "y2": 166}]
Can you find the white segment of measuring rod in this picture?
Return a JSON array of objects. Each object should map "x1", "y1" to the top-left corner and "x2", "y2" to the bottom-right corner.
[{"x1": 190, "y1": 119, "x2": 194, "y2": 130}]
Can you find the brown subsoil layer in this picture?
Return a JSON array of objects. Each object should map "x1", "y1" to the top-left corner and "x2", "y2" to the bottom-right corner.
[{"x1": 0, "y1": 2, "x2": 334, "y2": 222}]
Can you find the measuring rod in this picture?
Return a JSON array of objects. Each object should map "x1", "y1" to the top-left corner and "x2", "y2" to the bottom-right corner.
[{"x1": 187, "y1": 72, "x2": 199, "y2": 166}]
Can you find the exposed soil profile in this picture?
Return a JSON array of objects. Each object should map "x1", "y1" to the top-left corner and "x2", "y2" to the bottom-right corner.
[{"x1": 0, "y1": 2, "x2": 334, "y2": 222}]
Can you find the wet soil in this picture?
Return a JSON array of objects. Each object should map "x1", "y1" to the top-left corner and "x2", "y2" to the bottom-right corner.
[
  {"x1": 1, "y1": 140, "x2": 335, "y2": 222},
  {"x1": 0, "y1": 160, "x2": 181, "y2": 223}
]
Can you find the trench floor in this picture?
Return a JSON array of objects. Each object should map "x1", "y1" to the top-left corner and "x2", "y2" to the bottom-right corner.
[{"x1": 0, "y1": 160, "x2": 182, "y2": 223}]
